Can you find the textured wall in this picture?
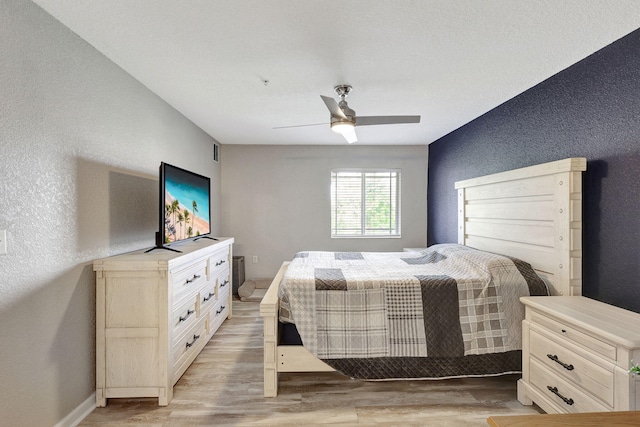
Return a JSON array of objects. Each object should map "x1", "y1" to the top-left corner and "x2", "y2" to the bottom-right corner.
[
  {"x1": 428, "y1": 29, "x2": 640, "y2": 312},
  {"x1": 0, "y1": 1, "x2": 220, "y2": 425},
  {"x1": 221, "y1": 145, "x2": 428, "y2": 279}
]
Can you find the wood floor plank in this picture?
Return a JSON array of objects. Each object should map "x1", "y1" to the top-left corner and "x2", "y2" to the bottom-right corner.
[{"x1": 80, "y1": 300, "x2": 544, "y2": 426}]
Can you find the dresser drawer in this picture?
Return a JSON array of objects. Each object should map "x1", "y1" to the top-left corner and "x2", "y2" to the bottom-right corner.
[
  {"x1": 199, "y1": 264, "x2": 229, "y2": 312},
  {"x1": 217, "y1": 280, "x2": 230, "y2": 307},
  {"x1": 208, "y1": 289, "x2": 230, "y2": 336},
  {"x1": 530, "y1": 357, "x2": 610, "y2": 413},
  {"x1": 530, "y1": 311, "x2": 616, "y2": 361},
  {"x1": 211, "y1": 284, "x2": 230, "y2": 317},
  {"x1": 172, "y1": 317, "x2": 207, "y2": 385},
  {"x1": 171, "y1": 295, "x2": 198, "y2": 341},
  {"x1": 210, "y1": 248, "x2": 229, "y2": 277},
  {"x1": 172, "y1": 259, "x2": 208, "y2": 304},
  {"x1": 199, "y1": 279, "x2": 217, "y2": 313},
  {"x1": 217, "y1": 267, "x2": 231, "y2": 295},
  {"x1": 529, "y1": 326, "x2": 614, "y2": 406}
]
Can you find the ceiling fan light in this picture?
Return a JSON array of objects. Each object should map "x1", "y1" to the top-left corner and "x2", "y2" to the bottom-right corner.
[{"x1": 331, "y1": 121, "x2": 355, "y2": 135}]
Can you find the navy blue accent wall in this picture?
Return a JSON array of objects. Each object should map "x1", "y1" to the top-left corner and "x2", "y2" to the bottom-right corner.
[{"x1": 428, "y1": 29, "x2": 640, "y2": 313}]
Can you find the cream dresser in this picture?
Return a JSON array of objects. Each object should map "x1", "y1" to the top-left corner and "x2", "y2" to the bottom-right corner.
[
  {"x1": 93, "y1": 237, "x2": 233, "y2": 406},
  {"x1": 518, "y1": 296, "x2": 640, "y2": 414}
]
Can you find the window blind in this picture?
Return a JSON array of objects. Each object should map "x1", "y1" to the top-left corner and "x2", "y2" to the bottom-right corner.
[{"x1": 331, "y1": 170, "x2": 400, "y2": 237}]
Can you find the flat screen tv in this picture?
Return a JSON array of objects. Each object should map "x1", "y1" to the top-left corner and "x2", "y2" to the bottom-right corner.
[{"x1": 148, "y1": 162, "x2": 213, "y2": 252}]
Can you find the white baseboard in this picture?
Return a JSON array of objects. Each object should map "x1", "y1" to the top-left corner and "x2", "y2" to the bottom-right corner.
[{"x1": 54, "y1": 392, "x2": 96, "y2": 427}]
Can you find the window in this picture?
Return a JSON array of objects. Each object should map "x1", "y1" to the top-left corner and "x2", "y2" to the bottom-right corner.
[{"x1": 331, "y1": 169, "x2": 401, "y2": 237}]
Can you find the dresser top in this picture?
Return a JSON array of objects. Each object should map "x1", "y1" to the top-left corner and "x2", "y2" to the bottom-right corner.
[
  {"x1": 93, "y1": 237, "x2": 233, "y2": 271},
  {"x1": 521, "y1": 296, "x2": 640, "y2": 348}
]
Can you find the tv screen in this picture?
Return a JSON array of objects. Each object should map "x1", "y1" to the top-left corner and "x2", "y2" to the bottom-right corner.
[{"x1": 160, "y1": 162, "x2": 211, "y2": 246}]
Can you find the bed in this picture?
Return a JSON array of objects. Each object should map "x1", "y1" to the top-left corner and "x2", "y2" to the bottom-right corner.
[{"x1": 260, "y1": 157, "x2": 587, "y2": 397}]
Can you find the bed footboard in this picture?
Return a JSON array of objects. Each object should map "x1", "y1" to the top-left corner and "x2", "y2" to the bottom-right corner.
[
  {"x1": 259, "y1": 262, "x2": 288, "y2": 397},
  {"x1": 260, "y1": 261, "x2": 334, "y2": 397}
]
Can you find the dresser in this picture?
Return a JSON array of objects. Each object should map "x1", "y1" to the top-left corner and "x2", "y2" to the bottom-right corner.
[
  {"x1": 518, "y1": 296, "x2": 640, "y2": 414},
  {"x1": 93, "y1": 237, "x2": 233, "y2": 406}
]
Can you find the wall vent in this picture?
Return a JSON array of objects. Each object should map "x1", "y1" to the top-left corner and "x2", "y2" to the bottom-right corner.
[{"x1": 213, "y1": 143, "x2": 220, "y2": 163}]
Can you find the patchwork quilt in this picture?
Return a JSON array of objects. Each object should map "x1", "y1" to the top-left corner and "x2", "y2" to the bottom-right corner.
[{"x1": 278, "y1": 244, "x2": 548, "y2": 379}]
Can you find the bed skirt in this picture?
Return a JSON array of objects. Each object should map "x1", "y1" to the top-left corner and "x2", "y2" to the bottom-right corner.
[
  {"x1": 279, "y1": 321, "x2": 521, "y2": 380},
  {"x1": 320, "y1": 351, "x2": 522, "y2": 380}
]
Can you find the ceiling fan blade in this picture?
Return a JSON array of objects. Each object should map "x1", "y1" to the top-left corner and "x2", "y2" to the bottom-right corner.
[
  {"x1": 342, "y1": 127, "x2": 358, "y2": 144},
  {"x1": 273, "y1": 122, "x2": 327, "y2": 129},
  {"x1": 355, "y1": 115, "x2": 421, "y2": 126},
  {"x1": 320, "y1": 95, "x2": 347, "y2": 119}
]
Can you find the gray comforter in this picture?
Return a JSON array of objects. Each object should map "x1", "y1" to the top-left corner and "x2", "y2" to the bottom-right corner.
[{"x1": 278, "y1": 244, "x2": 547, "y2": 378}]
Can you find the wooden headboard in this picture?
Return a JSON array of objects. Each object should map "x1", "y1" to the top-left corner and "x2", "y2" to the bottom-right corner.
[{"x1": 454, "y1": 158, "x2": 586, "y2": 297}]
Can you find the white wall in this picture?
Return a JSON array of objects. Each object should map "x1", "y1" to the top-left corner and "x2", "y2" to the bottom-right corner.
[
  {"x1": 221, "y1": 145, "x2": 428, "y2": 279},
  {"x1": 0, "y1": 1, "x2": 221, "y2": 425}
]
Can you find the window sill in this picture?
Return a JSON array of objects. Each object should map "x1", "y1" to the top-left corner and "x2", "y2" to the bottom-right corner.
[{"x1": 330, "y1": 235, "x2": 401, "y2": 239}]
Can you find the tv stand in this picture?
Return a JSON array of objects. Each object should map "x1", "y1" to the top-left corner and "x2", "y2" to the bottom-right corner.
[
  {"x1": 145, "y1": 231, "x2": 183, "y2": 253},
  {"x1": 144, "y1": 245, "x2": 182, "y2": 253},
  {"x1": 194, "y1": 236, "x2": 218, "y2": 241}
]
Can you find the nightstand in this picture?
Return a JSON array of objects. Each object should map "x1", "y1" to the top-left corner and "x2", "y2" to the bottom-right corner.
[{"x1": 518, "y1": 296, "x2": 640, "y2": 414}]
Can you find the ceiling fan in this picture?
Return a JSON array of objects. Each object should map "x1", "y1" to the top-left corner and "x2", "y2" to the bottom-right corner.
[{"x1": 275, "y1": 85, "x2": 421, "y2": 143}]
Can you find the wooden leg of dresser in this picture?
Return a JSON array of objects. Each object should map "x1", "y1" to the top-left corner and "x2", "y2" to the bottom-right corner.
[
  {"x1": 158, "y1": 387, "x2": 169, "y2": 406},
  {"x1": 96, "y1": 389, "x2": 106, "y2": 407},
  {"x1": 517, "y1": 379, "x2": 533, "y2": 405}
]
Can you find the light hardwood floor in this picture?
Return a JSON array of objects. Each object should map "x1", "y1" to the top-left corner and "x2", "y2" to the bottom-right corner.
[{"x1": 80, "y1": 299, "x2": 544, "y2": 426}]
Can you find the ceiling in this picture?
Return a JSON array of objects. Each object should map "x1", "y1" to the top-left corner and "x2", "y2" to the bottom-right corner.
[{"x1": 32, "y1": 1, "x2": 640, "y2": 145}]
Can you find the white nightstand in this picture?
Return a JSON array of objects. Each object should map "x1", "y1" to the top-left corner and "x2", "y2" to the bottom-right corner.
[{"x1": 518, "y1": 296, "x2": 640, "y2": 414}]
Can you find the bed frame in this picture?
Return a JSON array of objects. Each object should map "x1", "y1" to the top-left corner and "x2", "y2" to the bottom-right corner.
[{"x1": 260, "y1": 157, "x2": 587, "y2": 397}]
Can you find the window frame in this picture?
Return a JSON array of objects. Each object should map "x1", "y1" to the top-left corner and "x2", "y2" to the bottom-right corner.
[{"x1": 330, "y1": 168, "x2": 401, "y2": 238}]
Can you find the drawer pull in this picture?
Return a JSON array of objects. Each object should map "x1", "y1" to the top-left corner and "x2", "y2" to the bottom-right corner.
[
  {"x1": 546, "y1": 386, "x2": 574, "y2": 406},
  {"x1": 179, "y1": 309, "x2": 194, "y2": 322},
  {"x1": 185, "y1": 274, "x2": 201, "y2": 284},
  {"x1": 185, "y1": 334, "x2": 200, "y2": 348},
  {"x1": 220, "y1": 280, "x2": 229, "y2": 288},
  {"x1": 215, "y1": 260, "x2": 226, "y2": 267},
  {"x1": 547, "y1": 354, "x2": 574, "y2": 371},
  {"x1": 203, "y1": 292, "x2": 215, "y2": 302},
  {"x1": 216, "y1": 305, "x2": 226, "y2": 315}
]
